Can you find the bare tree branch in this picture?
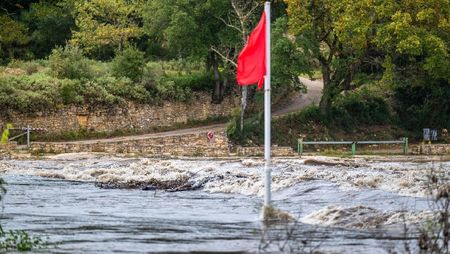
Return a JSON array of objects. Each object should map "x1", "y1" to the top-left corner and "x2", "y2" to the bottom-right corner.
[
  {"x1": 210, "y1": 47, "x2": 237, "y2": 67},
  {"x1": 214, "y1": 15, "x2": 242, "y2": 33}
]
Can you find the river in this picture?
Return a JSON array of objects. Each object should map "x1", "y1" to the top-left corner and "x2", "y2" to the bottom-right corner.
[{"x1": 1, "y1": 154, "x2": 447, "y2": 253}]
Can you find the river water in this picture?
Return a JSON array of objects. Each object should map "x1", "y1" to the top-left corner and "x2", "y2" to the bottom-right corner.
[{"x1": 1, "y1": 154, "x2": 448, "y2": 253}]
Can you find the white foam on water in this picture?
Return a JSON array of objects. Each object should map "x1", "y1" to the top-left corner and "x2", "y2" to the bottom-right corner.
[
  {"x1": 300, "y1": 205, "x2": 434, "y2": 229},
  {"x1": 2, "y1": 156, "x2": 449, "y2": 198}
]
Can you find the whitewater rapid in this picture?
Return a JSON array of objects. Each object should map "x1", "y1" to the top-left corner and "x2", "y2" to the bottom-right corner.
[
  {"x1": 2, "y1": 155, "x2": 447, "y2": 197},
  {"x1": 1, "y1": 154, "x2": 448, "y2": 231}
]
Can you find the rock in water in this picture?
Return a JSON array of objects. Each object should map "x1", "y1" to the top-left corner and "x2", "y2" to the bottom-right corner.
[{"x1": 141, "y1": 185, "x2": 157, "y2": 191}]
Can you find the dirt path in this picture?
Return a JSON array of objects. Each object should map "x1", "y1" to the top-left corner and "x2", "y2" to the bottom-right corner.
[
  {"x1": 273, "y1": 77, "x2": 323, "y2": 116},
  {"x1": 40, "y1": 78, "x2": 323, "y2": 144}
]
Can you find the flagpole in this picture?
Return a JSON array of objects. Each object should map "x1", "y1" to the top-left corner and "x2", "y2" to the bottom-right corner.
[{"x1": 264, "y1": 1, "x2": 271, "y2": 207}]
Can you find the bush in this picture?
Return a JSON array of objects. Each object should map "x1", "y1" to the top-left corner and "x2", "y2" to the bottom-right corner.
[
  {"x1": 1, "y1": 123, "x2": 13, "y2": 144},
  {"x1": 227, "y1": 108, "x2": 264, "y2": 146},
  {"x1": 394, "y1": 80, "x2": 450, "y2": 133},
  {"x1": 59, "y1": 79, "x2": 83, "y2": 104},
  {"x1": 0, "y1": 226, "x2": 44, "y2": 251},
  {"x1": 0, "y1": 74, "x2": 63, "y2": 113},
  {"x1": 111, "y1": 46, "x2": 145, "y2": 81},
  {"x1": 169, "y1": 71, "x2": 214, "y2": 92},
  {"x1": 49, "y1": 45, "x2": 93, "y2": 80},
  {"x1": 153, "y1": 77, "x2": 192, "y2": 102},
  {"x1": 330, "y1": 87, "x2": 391, "y2": 128},
  {"x1": 7, "y1": 60, "x2": 42, "y2": 75},
  {"x1": 89, "y1": 76, "x2": 151, "y2": 104},
  {"x1": 271, "y1": 105, "x2": 327, "y2": 146},
  {"x1": 0, "y1": 71, "x2": 154, "y2": 112},
  {"x1": 79, "y1": 79, "x2": 123, "y2": 106}
]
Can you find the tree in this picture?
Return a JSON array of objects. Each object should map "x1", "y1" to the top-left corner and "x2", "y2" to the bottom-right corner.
[
  {"x1": 143, "y1": 0, "x2": 227, "y2": 102},
  {"x1": 70, "y1": 0, "x2": 142, "y2": 59},
  {"x1": 0, "y1": 15, "x2": 29, "y2": 63},
  {"x1": 285, "y1": 0, "x2": 376, "y2": 114},
  {"x1": 111, "y1": 46, "x2": 145, "y2": 81},
  {"x1": 20, "y1": 0, "x2": 75, "y2": 59},
  {"x1": 373, "y1": 0, "x2": 450, "y2": 129}
]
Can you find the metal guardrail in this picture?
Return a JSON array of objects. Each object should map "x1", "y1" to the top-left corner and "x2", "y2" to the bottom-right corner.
[
  {"x1": 7, "y1": 126, "x2": 47, "y2": 148},
  {"x1": 297, "y1": 137, "x2": 409, "y2": 155}
]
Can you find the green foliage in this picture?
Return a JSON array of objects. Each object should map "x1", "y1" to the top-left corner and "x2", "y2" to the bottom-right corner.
[
  {"x1": 0, "y1": 226, "x2": 44, "y2": 251},
  {"x1": 227, "y1": 109, "x2": 264, "y2": 146},
  {"x1": 152, "y1": 76, "x2": 192, "y2": 102},
  {"x1": 330, "y1": 87, "x2": 392, "y2": 128},
  {"x1": 0, "y1": 15, "x2": 29, "y2": 63},
  {"x1": 228, "y1": 105, "x2": 326, "y2": 146},
  {"x1": 7, "y1": 60, "x2": 43, "y2": 75},
  {"x1": 167, "y1": 72, "x2": 214, "y2": 92},
  {"x1": 142, "y1": 0, "x2": 212, "y2": 59},
  {"x1": 0, "y1": 70, "x2": 154, "y2": 112},
  {"x1": 394, "y1": 80, "x2": 450, "y2": 131},
  {"x1": 271, "y1": 17, "x2": 311, "y2": 98},
  {"x1": 374, "y1": 0, "x2": 449, "y2": 81},
  {"x1": 0, "y1": 178, "x2": 44, "y2": 252},
  {"x1": 286, "y1": 0, "x2": 449, "y2": 122},
  {"x1": 142, "y1": 60, "x2": 213, "y2": 102},
  {"x1": 49, "y1": 45, "x2": 93, "y2": 79},
  {"x1": 1, "y1": 124, "x2": 13, "y2": 145},
  {"x1": 59, "y1": 79, "x2": 83, "y2": 104},
  {"x1": 111, "y1": 46, "x2": 145, "y2": 81},
  {"x1": 20, "y1": 1, "x2": 74, "y2": 59},
  {"x1": 271, "y1": 105, "x2": 327, "y2": 146},
  {"x1": 81, "y1": 76, "x2": 151, "y2": 105},
  {"x1": 281, "y1": 105, "x2": 326, "y2": 126},
  {"x1": 71, "y1": 0, "x2": 142, "y2": 59},
  {"x1": 0, "y1": 74, "x2": 63, "y2": 113},
  {"x1": 371, "y1": 0, "x2": 450, "y2": 131},
  {"x1": 229, "y1": 93, "x2": 392, "y2": 146}
]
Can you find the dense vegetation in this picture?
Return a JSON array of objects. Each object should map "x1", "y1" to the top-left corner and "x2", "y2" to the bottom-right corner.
[{"x1": 0, "y1": 0, "x2": 448, "y2": 139}]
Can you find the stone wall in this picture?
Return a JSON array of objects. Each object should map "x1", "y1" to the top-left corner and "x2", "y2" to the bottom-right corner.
[
  {"x1": 411, "y1": 144, "x2": 450, "y2": 155},
  {"x1": 30, "y1": 128, "x2": 231, "y2": 157},
  {"x1": 1, "y1": 93, "x2": 238, "y2": 134},
  {"x1": 29, "y1": 129, "x2": 297, "y2": 157},
  {"x1": 234, "y1": 146, "x2": 296, "y2": 157}
]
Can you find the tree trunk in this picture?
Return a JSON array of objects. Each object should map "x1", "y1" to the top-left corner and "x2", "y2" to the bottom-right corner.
[
  {"x1": 342, "y1": 62, "x2": 357, "y2": 91},
  {"x1": 212, "y1": 60, "x2": 222, "y2": 104},
  {"x1": 220, "y1": 71, "x2": 228, "y2": 100},
  {"x1": 240, "y1": 86, "x2": 248, "y2": 133},
  {"x1": 319, "y1": 63, "x2": 332, "y2": 114}
]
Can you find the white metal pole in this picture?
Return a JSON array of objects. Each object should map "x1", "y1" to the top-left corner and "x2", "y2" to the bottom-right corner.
[
  {"x1": 27, "y1": 125, "x2": 30, "y2": 148},
  {"x1": 264, "y1": 1, "x2": 271, "y2": 207}
]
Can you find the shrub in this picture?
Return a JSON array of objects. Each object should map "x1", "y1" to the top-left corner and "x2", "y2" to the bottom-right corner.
[
  {"x1": 7, "y1": 60, "x2": 42, "y2": 75},
  {"x1": 0, "y1": 74, "x2": 63, "y2": 113},
  {"x1": 79, "y1": 80, "x2": 123, "y2": 106},
  {"x1": 93, "y1": 76, "x2": 152, "y2": 104},
  {"x1": 59, "y1": 79, "x2": 83, "y2": 105},
  {"x1": 0, "y1": 226, "x2": 44, "y2": 251},
  {"x1": 111, "y1": 46, "x2": 145, "y2": 81},
  {"x1": 227, "y1": 108, "x2": 264, "y2": 146},
  {"x1": 153, "y1": 76, "x2": 192, "y2": 102},
  {"x1": 169, "y1": 71, "x2": 214, "y2": 92},
  {"x1": 330, "y1": 87, "x2": 391, "y2": 128},
  {"x1": 394, "y1": 80, "x2": 450, "y2": 133},
  {"x1": 1, "y1": 123, "x2": 13, "y2": 144},
  {"x1": 49, "y1": 45, "x2": 93, "y2": 80}
]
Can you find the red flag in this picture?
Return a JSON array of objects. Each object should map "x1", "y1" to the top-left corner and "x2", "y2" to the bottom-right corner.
[{"x1": 236, "y1": 13, "x2": 266, "y2": 90}]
